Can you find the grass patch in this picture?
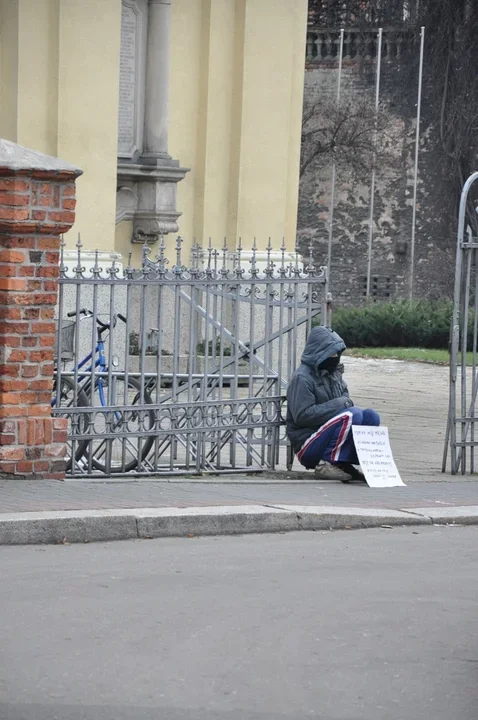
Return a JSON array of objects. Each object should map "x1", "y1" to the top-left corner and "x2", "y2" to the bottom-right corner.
[
  {"x1": 345, "y1": 347, "x2": 454, "y2": 364},
  {"x1": 345, "y1": 347, "x2": 478, "y2": 365}
]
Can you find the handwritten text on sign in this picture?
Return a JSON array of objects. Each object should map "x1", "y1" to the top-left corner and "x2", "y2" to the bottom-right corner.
[{"x1": 352, "y1": 426, "x2": 405, "y2": 488}]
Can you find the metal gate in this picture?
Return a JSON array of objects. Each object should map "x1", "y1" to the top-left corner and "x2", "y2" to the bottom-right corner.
[
  {"x1": 444, "y1": 172, "x2": 478, "y2": 474},
  {"x1": 53, "y1": 237, "x2": 328, "y2": 477}
]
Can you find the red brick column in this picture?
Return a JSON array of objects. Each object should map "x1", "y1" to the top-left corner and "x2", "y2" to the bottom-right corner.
[{"x1": 0, "y1": 141, "x2": 82, "y2": 479}]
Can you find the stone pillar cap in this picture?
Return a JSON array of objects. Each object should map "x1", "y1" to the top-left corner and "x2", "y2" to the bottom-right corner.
[{"x1": 0, "y1": 139, "x2": 82, "y2": 179}]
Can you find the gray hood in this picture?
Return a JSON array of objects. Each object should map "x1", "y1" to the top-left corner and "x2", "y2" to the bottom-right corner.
[{"x1": 301, "y1": 326, "x2": 346, "y2": 371}]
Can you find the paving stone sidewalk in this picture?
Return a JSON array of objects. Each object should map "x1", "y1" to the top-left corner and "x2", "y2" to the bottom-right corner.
[
  {"x1": 2, "y1": 358, "x2": 476, "y2": 539},
  {"x1": 0, "y1": 357, "x2": 466, "y2": 511},
  {"x1": 0, "y1": 476, "x2": 478, "y2": 514}
]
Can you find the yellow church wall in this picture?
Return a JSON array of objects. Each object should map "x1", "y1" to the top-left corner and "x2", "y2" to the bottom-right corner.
[
  {"x1": 0, "y1": 0, "x2": 19, "y2": 143},
  {"x1": 169, "y1": 0, "x2": 308, "y2": 253},
  {"x1": 0, "y1": 0, "x2": 307, "y2": 261},
  {"x1": 16, "y1": 0, "x2": 59, "y2": 157},
  {"x1": 0, "y1": 0, "x2": 121, "y2": 252}
]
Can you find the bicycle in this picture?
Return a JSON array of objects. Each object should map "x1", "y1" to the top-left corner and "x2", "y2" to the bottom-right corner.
[
  {"x1": 52, "y1": 319, "x2": 91, "y2": 472},
  {"x1": 55, "y1": 309, "x2": 155, "y2": 474}
]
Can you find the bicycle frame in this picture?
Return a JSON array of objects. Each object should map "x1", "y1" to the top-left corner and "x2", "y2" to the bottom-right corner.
[
  {"x1": 75, "y1": 338, "x2": 108, "y2": 406},
  {"x1": 51, "y1": 340, "x2": 106, "y2": 409},
  {"x1": 75, "y1": 335, "x2": 129, "y2": 424}
]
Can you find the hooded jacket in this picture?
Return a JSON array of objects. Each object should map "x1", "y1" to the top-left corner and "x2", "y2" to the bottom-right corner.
[{"x1": 286, "y1": 326, "x2": 353, "y2": 453}]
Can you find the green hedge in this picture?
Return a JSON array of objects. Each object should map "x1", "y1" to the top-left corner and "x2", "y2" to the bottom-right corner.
[{"x1": 329, "y1": 300, "x2": 460, "y2": 349}]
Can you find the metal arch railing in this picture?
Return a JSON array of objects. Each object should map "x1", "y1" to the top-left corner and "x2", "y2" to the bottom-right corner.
[{"x1": 443, "y1": 172, "x2": 478, "y2": 474}]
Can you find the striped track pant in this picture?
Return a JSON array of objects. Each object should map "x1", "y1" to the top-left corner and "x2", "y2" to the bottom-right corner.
[{"x1": 297, "y1": 407, "x2": 380, "y2": 470}]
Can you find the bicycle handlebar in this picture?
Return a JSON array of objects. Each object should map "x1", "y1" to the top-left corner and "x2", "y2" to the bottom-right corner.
[
  {"x1": 67, "y1": 308, "x2": 89, "y2": 318},
  {"x1": 67, "y1": 309, "x2": 127, "y2": 330}
]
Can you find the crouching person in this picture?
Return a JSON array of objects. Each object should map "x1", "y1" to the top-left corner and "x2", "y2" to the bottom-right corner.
[{"x1": 286, "y1": 326, "x2": 380, "y2": 482}]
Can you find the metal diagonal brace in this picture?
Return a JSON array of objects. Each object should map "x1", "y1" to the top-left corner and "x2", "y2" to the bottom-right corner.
[{"x1": 179, "y1": 288, "x2": 320, "y2": 391}]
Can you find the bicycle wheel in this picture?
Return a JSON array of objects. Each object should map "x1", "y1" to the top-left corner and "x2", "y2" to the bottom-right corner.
[
  {"x1": 87, "y1": 375, "x2": 155, "y2": 473},
  {"x1": 51, "y1": 375, "x2": 90, "y2": 472}
]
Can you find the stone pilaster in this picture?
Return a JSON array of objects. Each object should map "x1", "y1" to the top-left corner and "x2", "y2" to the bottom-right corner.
[
  {"x1": 142, "y1": 0, "x2": 171, "y2": 162},
  {"x1": 116, "y1": 0, "x2": 188, "y2": 243}
]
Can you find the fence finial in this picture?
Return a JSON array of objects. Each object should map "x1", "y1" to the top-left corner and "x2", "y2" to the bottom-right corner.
[
  {"x1": 234, "y1": 237, "x2": 244, "y2": 278},
  {"x1": 91, "y1": 249, "x2": 101, "y2": 278},
  {"x1": 306, "y1": 240, "x2": 316, "y2": 277},
  {"x1": 205, "y1": 236, "x2": 212, "y2": 272},
  {"x1": 191, "y1": 238, "x2": 200, "y2": 265},
  {"x1": 173, "y1": 235, "x2": 184, "y2": 275},
  {"x1": 106, "y1": 256, "x2": 119, "y2": 279},
  {"x1": 59, "y1": 235, "x2": 67, "y2": 278},
  {"x1": 265, "y1": 237, "x2": 275, "y2": 278},
  {"x1": 156, "y1": 234, "x2": 168, "y2": 271},
  {"x1": 210, "y1": 237, "x2": 219, "y2": 272},
  {"x1": 279, "y1": 238, "x2": 287, "y2": 278},
  {"x1": 124, "y1": 251, "x2": 134, "y2": 279},
  {"x1": 74, "y1": 233, "x2": 85, "y2": 278},
  {"x1": 250, "y1": 237, "x2": 259, "y2": 279},
  {"x1": 155, "y1": 234, "x2": 168, "y2": 277},
  {"x1": 219, "y1": 237, "x2": 228, "y2": 277},
  {"x1": 141, "y1": 244, "x2": 153, "y2": 279}
]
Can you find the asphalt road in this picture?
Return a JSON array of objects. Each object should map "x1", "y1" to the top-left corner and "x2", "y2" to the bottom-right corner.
[{"x1": 1, "y1": 527, "x2": 478, "y2": 720}]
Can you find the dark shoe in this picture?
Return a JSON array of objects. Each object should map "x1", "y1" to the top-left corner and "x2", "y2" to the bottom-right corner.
[{"x1": 314, "y1": 461, "x2": 353, "y2": 482}]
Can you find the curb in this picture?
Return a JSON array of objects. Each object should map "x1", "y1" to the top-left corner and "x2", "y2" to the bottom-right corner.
[{"x1": 1, "y1": 504, "x2": 476, "y2": 546}]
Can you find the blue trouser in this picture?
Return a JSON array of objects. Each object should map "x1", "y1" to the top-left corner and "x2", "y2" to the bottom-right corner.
[{"x1": 297, "y1": 407, "x2": 380, "y2": 470}]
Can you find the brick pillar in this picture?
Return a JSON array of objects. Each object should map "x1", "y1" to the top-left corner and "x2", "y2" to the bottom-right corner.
[{"x1": 0, "y1": 140, "x2": 82, "y2": 479}]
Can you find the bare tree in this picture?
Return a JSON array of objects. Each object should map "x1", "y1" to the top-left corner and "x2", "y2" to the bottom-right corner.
[
  {"x1": 306, "y1": 0, "x2": 478, "y2": 228},
  {"x1": 300, "y1": 97, "x2": 403, "y2": 180},
  {"x1": 308, "y1": 0, "x2": 412, "y2": 27}
]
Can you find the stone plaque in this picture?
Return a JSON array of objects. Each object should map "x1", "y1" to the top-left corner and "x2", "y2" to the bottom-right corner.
[{"x1": 118, "y1": 1, "x2": 143, "y2": 158}]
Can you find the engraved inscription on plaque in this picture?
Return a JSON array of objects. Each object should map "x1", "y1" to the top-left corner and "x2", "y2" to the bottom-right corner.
[{"x1": 118, "y1": 2, "x2": 139, "y2": 157}]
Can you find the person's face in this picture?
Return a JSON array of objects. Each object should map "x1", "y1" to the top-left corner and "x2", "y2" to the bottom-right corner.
[{"x1": 318, "y1": 351, "x2": 341, "y2": 372}]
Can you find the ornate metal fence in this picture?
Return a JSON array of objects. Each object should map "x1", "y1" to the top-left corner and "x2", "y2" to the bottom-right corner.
[{"x1": 53, "y1": 238, "x2": 328, "y2": 477}]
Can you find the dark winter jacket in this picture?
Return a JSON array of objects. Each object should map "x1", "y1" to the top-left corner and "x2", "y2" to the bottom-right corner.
[{"x1": 286, "y1": 326, "x2": 353, "y2": 453}]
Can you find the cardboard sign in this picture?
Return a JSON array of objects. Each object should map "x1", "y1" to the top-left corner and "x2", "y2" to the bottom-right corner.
[{"x1": 352, "y1": 426, "x2": 405, "y2": 488}]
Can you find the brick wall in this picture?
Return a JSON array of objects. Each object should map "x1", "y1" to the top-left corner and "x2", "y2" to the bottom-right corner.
[{"x1": 0, "y1": 140, "x2": 81, "y2": 479}]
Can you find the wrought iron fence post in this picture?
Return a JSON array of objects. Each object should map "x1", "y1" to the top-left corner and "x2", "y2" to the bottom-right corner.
[{"x1": 445, "y1": 172, "x2": 478, "y2": 475}]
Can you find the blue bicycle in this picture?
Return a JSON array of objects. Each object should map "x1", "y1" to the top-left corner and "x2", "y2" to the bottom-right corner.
[{"x1": 56, "y1": 309, "x2": 155, "y2": 474}]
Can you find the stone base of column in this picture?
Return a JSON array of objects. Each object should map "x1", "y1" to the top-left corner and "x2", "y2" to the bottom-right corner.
[
  {"x1": 116, "y1": 161, "x2": 189, "y2": 242},
  {"x1": 138, "y1": 151, "x2": 177, "y2": 167}
]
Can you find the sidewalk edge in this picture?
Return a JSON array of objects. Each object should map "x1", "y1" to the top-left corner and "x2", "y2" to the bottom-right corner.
[{"x1": 0, "y1": 503, "x2": 461, "y2": 545}]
